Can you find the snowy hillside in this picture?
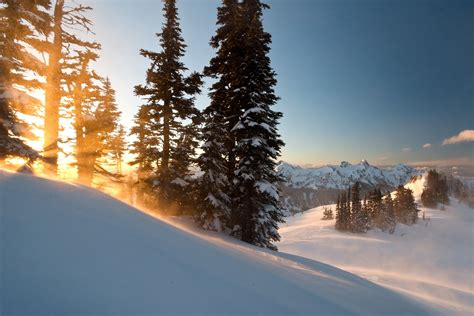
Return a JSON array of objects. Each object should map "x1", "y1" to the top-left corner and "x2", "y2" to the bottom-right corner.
[
  {"x1": 278, "y1": 176, "x2": 474, "y2": 315},
  {"x1": 0, "y1": 170, "x2": 430, "y2": 315},
  {"x1": 278, "y1": 160, "x2": 420, "y2": 190}
]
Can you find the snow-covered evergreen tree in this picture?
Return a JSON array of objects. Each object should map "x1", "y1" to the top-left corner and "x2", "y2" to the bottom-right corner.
[
  {"x1": 196, "y1": 108, "x2": 230, "y2": 230},
  {"x1": 197, "y1": 0, "x2": 242, "y2": 230},
  {"x1": 230, "y1": 0, "x2": 285, "y2": 250}
]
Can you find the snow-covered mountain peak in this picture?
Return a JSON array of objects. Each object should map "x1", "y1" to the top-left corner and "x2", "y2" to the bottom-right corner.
[
  {"x1": 278, "y1": 161, "x2": 420, "y2": 190},
  {"x1": 340, "y1": 161, "x2": 352, "y2": 168}
]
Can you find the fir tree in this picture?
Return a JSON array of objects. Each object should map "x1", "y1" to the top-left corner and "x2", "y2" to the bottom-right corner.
[
  {"x1": 134, "y1": 0, "x2": 202, "y2": 211},
  {"x1": 230, "y1": 0, "x2": 285, "y2": 250}
]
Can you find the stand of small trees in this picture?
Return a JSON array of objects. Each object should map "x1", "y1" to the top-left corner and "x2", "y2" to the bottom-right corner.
[
  {"x1": 321, "y1": 207, "x2": 333, "y2": 220},
  {"x1": 336, "y1": 182, "x2": 419, "y2": 234},
  {"x1": 421, "y1": 169, "x2": 449, "y2": 208}
]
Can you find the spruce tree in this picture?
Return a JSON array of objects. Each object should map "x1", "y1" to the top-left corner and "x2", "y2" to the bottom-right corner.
[
  {"x1": 134, "y1": 0, "x2": 202, "y2": 211},
  {"x1": 230, "y1": 0, "x2": 285, "y2": 250}
]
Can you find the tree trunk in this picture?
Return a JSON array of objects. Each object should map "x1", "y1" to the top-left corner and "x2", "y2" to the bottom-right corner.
[{"x1": 43, "y1": 0, "x2": 64, "y2": 176}]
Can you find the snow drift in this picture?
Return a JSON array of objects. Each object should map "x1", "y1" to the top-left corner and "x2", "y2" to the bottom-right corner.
[
  {"x1": 0, "y1": 171, "x2": 429, "y2": 315},
  {"x1": 278, "y1": 176, "x2": 474, "y2": 315}
]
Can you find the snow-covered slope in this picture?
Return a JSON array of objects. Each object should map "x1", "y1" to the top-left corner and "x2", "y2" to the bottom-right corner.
[
  {"x1": 278, "y1": 160, "x2": 420, "y2": 190},
  {"x1": 0, "y1": 171, "x2": 429, "y2": 315},
  {"x1": 278, "y1": 177, "x2": 474, "y2": 315}
]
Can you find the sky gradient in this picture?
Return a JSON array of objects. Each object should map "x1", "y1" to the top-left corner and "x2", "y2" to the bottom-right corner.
[{"x1": 85, "y1": 0, "x2": 473, "y2": 166}]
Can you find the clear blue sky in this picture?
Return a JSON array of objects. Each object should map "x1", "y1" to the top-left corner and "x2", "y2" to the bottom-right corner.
[{"x1": 85, "y1": 0, "x2": 473, "y2": 166}]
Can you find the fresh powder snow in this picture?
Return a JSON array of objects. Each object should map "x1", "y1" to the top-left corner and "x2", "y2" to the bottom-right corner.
[{"x1": 0, "y1": 170, "x2": 430, "y2": 315}]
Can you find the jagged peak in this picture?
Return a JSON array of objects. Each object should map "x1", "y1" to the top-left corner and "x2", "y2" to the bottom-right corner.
[
  {"x1": 340, "y1": 161, "x2": 351, "y2": 168},
  {"x1": 359, "y1": 159, "x2": 370, "y2": 167}
]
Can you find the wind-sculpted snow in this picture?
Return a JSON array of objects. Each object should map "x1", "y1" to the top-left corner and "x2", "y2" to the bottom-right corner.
[
  {"x1": 278, "y1": 160, "x2": 421, "y2": 190},
  {"x1": 278, "y1": 176, "x2": 474, "y2": 315},
  {"x1": 0, "y1": 171, "x2": 430, "y2": 315}
]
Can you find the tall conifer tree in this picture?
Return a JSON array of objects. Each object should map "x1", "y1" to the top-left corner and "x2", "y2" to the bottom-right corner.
[
  {"x1": 133, "y1": 0, "x2": 202, "y2": 210},
  {"x1": 197, "y1": 0, "x2": 241, "y2": 230},
  {"x1": 230, "y1": 0, "x2": 285, "y2": 250},
  {"x1": 0, "y1": 0, "x2": 50, "y2": 162}
]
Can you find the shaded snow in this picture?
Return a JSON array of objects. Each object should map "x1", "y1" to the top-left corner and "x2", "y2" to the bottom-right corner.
[{"x1": 0, "y1": 171, "x2": 429, "y2": 315}]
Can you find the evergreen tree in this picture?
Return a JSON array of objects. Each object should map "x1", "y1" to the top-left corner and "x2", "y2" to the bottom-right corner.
[
  {"x1": 110, "y1": 124, "x2": 127, "y2": 175},
  {"x1": 381, "y1": 191, "x2": 396, "y2": 233},
  {"x1": 69, "y1": 50, "x2": 102, "y2": 186},
  {"x1": 198, "y1": 0, "x2": 242, "y2": 230},
  {"x1": 203, "y1": 0, "x2": 244, "y2": 185},
  {"x1": 93, "y1": 77, "x2": 123, "y2": 180},
  {"x1": 394, "y1": 186, "x2": 419, "y2": 224},
  {"x1": 0, "y1": 0, "x2": 50, "y2": 162},
  {"x1": 351, "y1": 181, "x2": 369, "y2": 232},
  {"x1": 335, "y1": 194, "x2": 343, "y2": 230},
  {"x1": 196, "y1": 106, "x2": 231, "y2": 230},
  {"x1": 129, "y1": 104, "x2": 159, "y2": 207},
  {"x1": 43, "y1": 0, "x2": 100, "y2": 175},
  {"x1": 367, "y1": 188, "x2": 383, "y2": 228},
  {"x1": 322, "y1": 207, "x2": 334, "y2": 220},
  {"x1": 230, "y1": 0, "x2": 285, "y2": 250},
  {"x1": 336, "y1": 192, "x2": 351, "y2": 231},
  {"x1": 134, "y1": 0, "x2": 202, "y2": 211},
  {"x1": 421, "y1": 169, "x2": 449, "y2": 208}
]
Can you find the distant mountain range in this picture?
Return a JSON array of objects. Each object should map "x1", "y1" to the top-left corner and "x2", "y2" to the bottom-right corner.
[{"x1": 278, "y1": 160, "x2": 423, "y2": 213}]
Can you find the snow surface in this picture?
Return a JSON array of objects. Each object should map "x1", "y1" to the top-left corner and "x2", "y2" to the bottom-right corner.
[
  {"x1": 0, "y1": 170, "x2": 430, "y2": 315},
  {"x1": 278, "y1": 160, "x2": 421, "y2": 190},
  {"x1": 278, "y1": 177, "x2": 474, "y2": 315}
]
